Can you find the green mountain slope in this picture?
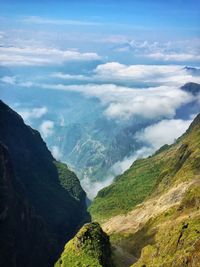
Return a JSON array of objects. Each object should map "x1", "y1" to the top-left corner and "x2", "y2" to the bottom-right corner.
[
  {"x1": 89, "y1": 114, "x2": 200, "y2": 266},
  {"x1": 55, "y1": 222, "x2": 113, "y2": 267},
  {"x1": 89, "y1": 114, "x2": 200, "y2": 223},
  {"x1": 0, "y1": 100, "x2": 90, "y2": 266}
]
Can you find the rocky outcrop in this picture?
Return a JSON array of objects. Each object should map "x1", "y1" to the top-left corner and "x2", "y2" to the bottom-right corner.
[{"x1": 55, "y1": 222, "x2": 114, "y2": 267}]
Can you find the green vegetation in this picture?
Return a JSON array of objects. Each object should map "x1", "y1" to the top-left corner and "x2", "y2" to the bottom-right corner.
[
  {"x1": 55, "y1": 161, "x2": 85, "y2": 201},
  {"x1": 55, "y1": 223, "x2": 113, "y2": 267},
  {"x1": 131, "y1": 208, "x2": 200, "y2": 267},
  {"x1": 89, "y1": 114, "x2": 200, "y2": 223},
  {"x1": 107, "y1": 178, "x2": 200, "y2": 267},
  {"x1": 88, "y1": 114, "x2": 200, "y2": 266},
  {"x1": 89, "y1": 158, "x2": 165, "y2": 222}
]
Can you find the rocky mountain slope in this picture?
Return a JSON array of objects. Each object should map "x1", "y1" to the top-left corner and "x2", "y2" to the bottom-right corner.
[
  {"x1": 89, "y1": 113, "x2": 200, "y2": 266},
  {"x1": 0, "y1": 100, "x2": 90, "y2": 266}
]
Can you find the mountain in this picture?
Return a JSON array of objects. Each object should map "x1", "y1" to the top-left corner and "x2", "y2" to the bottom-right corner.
[
  {"x1": 183, "y1": 66, "x2": 200, "y2": 76},
  {"x1": 181, "y1": 82, "x2": 200, "y2": 96},
  {"x1": 55, "y1": 222, "x2": 113, "y2": 267},
  {"x1": 0, "y1": 142, "x2": 53, "y2": 266},
  {"x1": 0, "y1": 100, "x2": 90, "y2": 266},
  {"x1": 89, "y1": 114, "x2": 200, "y2": 266}
]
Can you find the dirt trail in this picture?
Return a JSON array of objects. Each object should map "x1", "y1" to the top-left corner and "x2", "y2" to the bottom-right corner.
[{"x1": 102, "y1": 181, "x2": 194, "y2": 235}]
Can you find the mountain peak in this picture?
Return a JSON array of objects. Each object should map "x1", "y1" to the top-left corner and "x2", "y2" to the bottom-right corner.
[{"x1": 181, "y1": 82, "x2": 200, "y2": 96}]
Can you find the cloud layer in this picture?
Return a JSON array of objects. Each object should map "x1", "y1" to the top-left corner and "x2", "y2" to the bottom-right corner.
[
  {"x1": 135, "y1": 118, "x2": 192, "y2": 150},
  {"x1": 41, "y1": 83, "x2": 194, "y2": 121},
  {"x1": 18, "y1": 107, "x2": 48, "y2": 121},
  {"x1": 0, "y1": 46, "x2": 101, "y2": 66},
  {"x1": 51, "y1": 63, "x2": 200, "y2": 87},
  {"x1": 113, "y1": 39, "x2": 200, "y2": 63}
]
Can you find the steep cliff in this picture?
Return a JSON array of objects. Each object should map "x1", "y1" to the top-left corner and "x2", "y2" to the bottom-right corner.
[
  {"x1": 0, "y1": 100, "x2": 90, "y2": 266},
  {"x1": 0, "y1": 143, "x2": 54, "y2": 266}
]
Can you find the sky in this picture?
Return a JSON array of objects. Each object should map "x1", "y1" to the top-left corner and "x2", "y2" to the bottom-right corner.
[{"x1": 0, "y1": 0, "x2": 200, "y2": 65}]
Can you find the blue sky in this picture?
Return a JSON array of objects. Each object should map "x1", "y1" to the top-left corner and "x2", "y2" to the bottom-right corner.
[
  {"x1": 0, "y1": 0, "x2": 199, "y2": 65},
  {"x1": 0, "y1": 1, "x2": 199, "y2": 66}
]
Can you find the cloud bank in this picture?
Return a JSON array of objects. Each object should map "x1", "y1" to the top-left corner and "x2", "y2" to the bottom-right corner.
[
  {"x1": 135, "y1": 118, "x2": 193, "y2": 150},
  {"x1": 41, "y1": 83, "x2": 194, "y2": 121},
  {"x1": 113, "y1": 39, "x2": 200, "y2": 63},
  {"x1": 94, "y1": 63, "x2": 200, "y2": 85},
  {"x1": 18, "y1": 106, "x2": 48, "y2": 121},
  {"x1": 109, "y1": 118, "x2": 193, "y2": 180},
  {"x1": 0, "y1": 46, "x2": 101, "y2": 66},
  {"x1": 81, "y1": 174, "x2": 114, "y2": 200}
]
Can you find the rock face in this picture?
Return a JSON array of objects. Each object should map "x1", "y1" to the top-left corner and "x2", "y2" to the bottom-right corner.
[
  {"x1": 89, "y1": 114, "x2": 200, "y2": 266},
  {"x1": 0, "y1": 143, "x2": 52, "y2": 266},
  {"x1": 55, "y1": 222, "x2": 114, "y2": 267},
  {"x1": 0, "y1": 100, "x2": 90, "y2": 267}
]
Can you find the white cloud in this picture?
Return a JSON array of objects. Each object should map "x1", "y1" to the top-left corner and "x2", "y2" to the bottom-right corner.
[
  {"x1": 147, "y1": 52, "x2": 200, "y2": 62},
  {"x1": 41, "y1": 83, "x2": 194, "y2": 121},
  {"x1": 39, "y1": 120, "x2": 54, "y2": 138},
  {"x1": 135, "y1": 119, "x2": 192, "y2": 150},
  {"x1": 52, "y1": 63, "x2": 200, "y2": 85},
  {"x1": 82, "y1": 146, "x2": 155, "y2": 199},
  {"x1": 94, "y1": 63, "x2": 200, "y2": 85},
  {"x1": 81, "y1": 174, "x2": 114, "y2": 200},
  {"x1": 111, "y1": 146, "x2": 154, "y2": 176},
  {"x1": 112, "y1": 39, "x2": 200, "y2": 63},
  {"x1": 0, "y1": 76, "x2": 16, "y2": 85},
  {"x1": 0, "y1": 46, "x2": 101, "y2": 66},
  {"x1": 51, "y1": 145, "x2": 62, "y2": 160},
  {"x1": 0, "y1": 31, "x2": 5, "y2": 39},
  {"x1": 51, "y1": 72, "x2": 91, "y2": 81},
  {"x1": 18, "y1": 107, "x2": 48, "y2": 121},
  {"x1": 22, "y1": 16, "x2": 102, "y2": 26},
  {"x1": 108, "y1": 118, "x2": 193, "y2": 179},
  {"x1": 19, "y1": 81, "x2": 34, "y2": 88},
  {"x1": 15, "y1": 63, "x2": 198, "y2": 122}
]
